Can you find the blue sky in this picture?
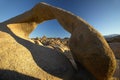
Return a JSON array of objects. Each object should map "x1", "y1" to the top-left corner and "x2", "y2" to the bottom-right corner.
[{"x1": 0, "y1": 0, "x2": 120, "y2": 38}]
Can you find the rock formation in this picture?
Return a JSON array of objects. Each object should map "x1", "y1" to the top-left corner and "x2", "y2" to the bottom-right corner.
[
  {"x1": 104, "y1": 35, "x2": 120, "y2": 79},
  {"x1": 69, "y1": 26, "x2": 116, "y2": 80},
  {"x1": 104, "y1": 35, "x2": 120, "y2": 60},
  {"x1": 0, "y1": 23, "x2": 75, "y2": 80},
  {"x1": 113, "y1": 60, "x2": 120, "y2": 79},
  {"x1": 32, "y1": 37, "x2": 78, "y2": 71},
  {"x1": 33, "y1": 37, "x2": 120, "y2": 79},
  {"x1": 0, "y1": 2, "x2": 117, "y2": 80},
  {"x1": 34, "y1": 40, "x2": 43, "y2": 46},
  {"x1": 0, "y1": 3, "x2": 75, "y2": 80}
]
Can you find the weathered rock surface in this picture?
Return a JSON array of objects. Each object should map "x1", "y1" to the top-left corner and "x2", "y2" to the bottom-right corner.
[
  {"x1": 0, "y1": 2, "x2": 117, "y2": 80},
  {"x1": 69, "y1": 26, "x2": 116, "y2": 80},
  {"x1": 0, "y1": 3, "x2": 75, "y2": 80},
  {"x1": 33, "y1": 37, "x2": 120, "y2": 79},
  {"x1": 113, "y1": 59, "x2": 120, "y2": 79},
  {"x1": 0, "y1": 23, "x2": 75, "y2": 80}
]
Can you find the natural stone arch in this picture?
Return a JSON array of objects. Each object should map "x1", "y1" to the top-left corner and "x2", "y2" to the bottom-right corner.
[{"x1": 0, "y1": 2, "x2": 116, "y2": 80}]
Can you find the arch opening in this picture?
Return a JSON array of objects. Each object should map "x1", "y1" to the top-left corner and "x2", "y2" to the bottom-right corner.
[{"x1": 29, "y1": 19, "x2": 70, "y2": 38}]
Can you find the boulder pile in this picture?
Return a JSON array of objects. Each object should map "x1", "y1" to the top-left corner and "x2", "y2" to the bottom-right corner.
[{"x1": 32, "y1": 35, "x2": 120, "y2": 79}]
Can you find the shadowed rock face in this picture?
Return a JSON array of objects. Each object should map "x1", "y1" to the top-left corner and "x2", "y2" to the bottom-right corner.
[{"x1": 0, "y1": 2, "x2": 116, "y2": 80}]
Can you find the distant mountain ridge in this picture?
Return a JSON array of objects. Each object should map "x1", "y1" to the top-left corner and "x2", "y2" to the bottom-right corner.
[{"x1": 104, "y1": 34, "x2": 120, "y2": 38}]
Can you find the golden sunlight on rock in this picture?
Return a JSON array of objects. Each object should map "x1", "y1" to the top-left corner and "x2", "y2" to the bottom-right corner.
[{"x1": 0, "y1": 2, "x2": 118, "y2": 80}]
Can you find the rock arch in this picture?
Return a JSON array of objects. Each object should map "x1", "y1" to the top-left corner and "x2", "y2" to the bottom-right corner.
[{"x1": 0, "y1": 2, "x2": 116, "y2": 80}]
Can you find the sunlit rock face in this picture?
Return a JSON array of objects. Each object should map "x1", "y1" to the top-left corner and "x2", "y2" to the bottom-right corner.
[
  {"x1": 0, "y1": 23, "x2": 75, "y2": 80},
  {"x1": 105, "y1": 35, "x2": 120, "y2": 79},
  {"x1": 0, "y1": 2, "x2": 117, "y2": 80},
  {"x1": 113, "y1": 60, "x2": 120, "y2": 79}
]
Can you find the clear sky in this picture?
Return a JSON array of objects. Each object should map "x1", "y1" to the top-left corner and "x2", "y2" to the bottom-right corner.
[{"x1": 0, "y1": 0, "x2": 120, "y2": 38}]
